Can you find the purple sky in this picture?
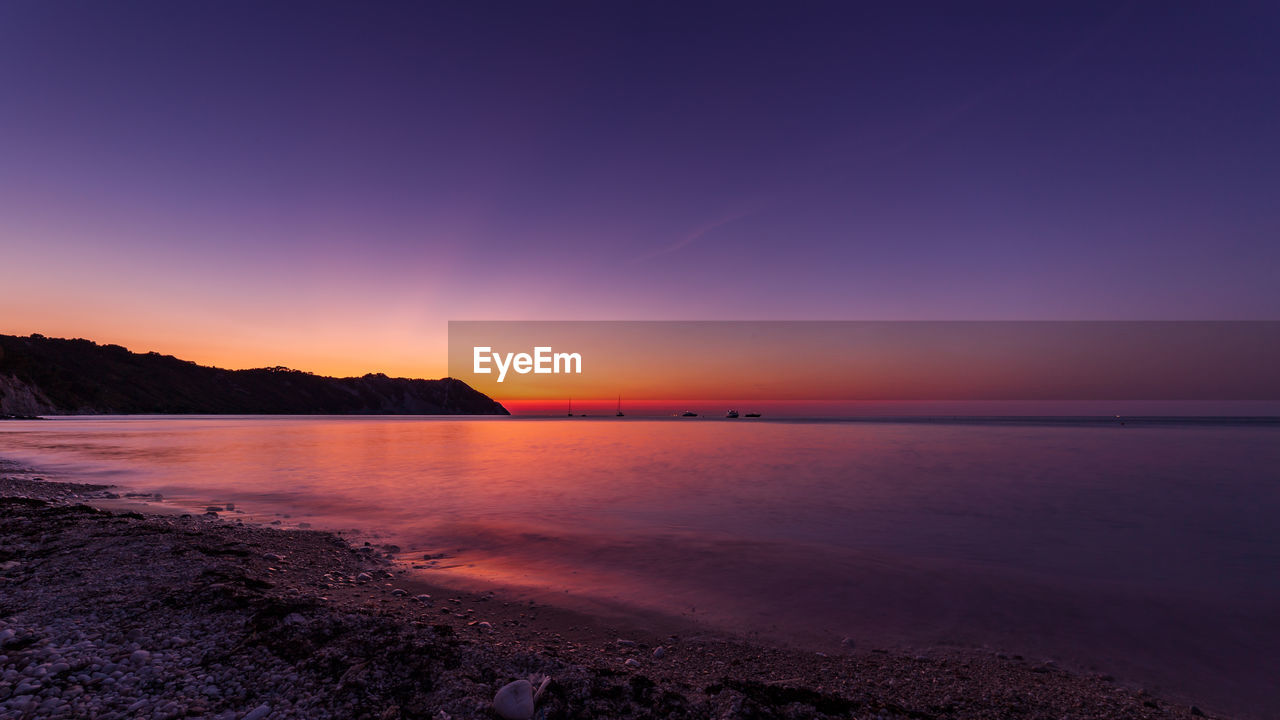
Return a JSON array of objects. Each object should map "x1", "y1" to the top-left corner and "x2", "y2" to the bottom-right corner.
[{"x1": 1, "y1": 2, "x2": 1278, "y2": 376}]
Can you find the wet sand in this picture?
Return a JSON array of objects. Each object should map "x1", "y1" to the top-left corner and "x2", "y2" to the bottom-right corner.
[{"x1": 0, "y1": 474, "x2": 1223, "y2": 719}]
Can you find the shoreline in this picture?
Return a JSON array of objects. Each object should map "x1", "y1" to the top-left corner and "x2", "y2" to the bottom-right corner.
[{"x1": 0, "y1": 474, "x2": 1221, "y2": 719}]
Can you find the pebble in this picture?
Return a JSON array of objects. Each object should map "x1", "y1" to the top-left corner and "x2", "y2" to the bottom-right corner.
[
  {"x1": 652, "y1": 646, "x2": 665, "y2": 659},
  {"x1": 242, "y1": 702, "x2": 272, "y2": 720},
  {"x1": 492, "y1": 679, "x2": 534, "y2": 720},
  {"x1": 624, "y1": 658, "x2": 640, "y2": 668}
]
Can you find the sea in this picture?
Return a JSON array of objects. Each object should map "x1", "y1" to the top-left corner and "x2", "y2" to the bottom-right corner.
[{"x1": 2, "y1": 415, "x2": 1277, "y2": 717}]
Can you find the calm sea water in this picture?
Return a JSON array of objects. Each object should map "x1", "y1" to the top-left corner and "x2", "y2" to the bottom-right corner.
[{"x1": 2, "y1": 416, "x2": 1278, "y2": 716}]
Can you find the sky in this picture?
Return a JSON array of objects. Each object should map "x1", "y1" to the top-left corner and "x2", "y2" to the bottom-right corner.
[{"x1": 2, "y1": 1, "x2": 1278, "y2": 379}]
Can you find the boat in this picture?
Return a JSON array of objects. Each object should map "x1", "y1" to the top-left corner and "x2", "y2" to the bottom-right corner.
[
  {"x1": 725, "y1": 410, "x2": 739, "y2": 418},
  {"x1": 616, "y1": 395, "x2": 624, "y2": 417},
  {"x1": 567, "y1": 398, "x2": 573, "y2": 417},
  {"x1": 744, "y1": 412, "x2": 761, "y2": 417},
  {"x1": 681, "y1": 410, "x2": 698, "y2": 417}
]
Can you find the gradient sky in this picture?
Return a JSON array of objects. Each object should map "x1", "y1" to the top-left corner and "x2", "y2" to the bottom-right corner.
[{"x1": 2, "y1": 2, "x2": 1278, "y2": 378}]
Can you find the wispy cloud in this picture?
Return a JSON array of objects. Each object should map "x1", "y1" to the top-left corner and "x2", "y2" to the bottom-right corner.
[{"x1": 634, "y1": 207, "x2": 763, "y2": 263}]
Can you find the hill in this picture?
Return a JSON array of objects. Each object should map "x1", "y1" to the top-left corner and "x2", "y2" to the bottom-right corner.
[{"x1": 0, "y1": 334, "x2": 507, "y2": 416}]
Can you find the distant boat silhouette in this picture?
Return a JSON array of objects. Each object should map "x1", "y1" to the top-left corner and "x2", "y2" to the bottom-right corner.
[
  {"x1": 616, "y1": 395, "x2": 624, "y2": 417},
  {"x1": 567, "y1": 398, "x2": 573, "y2": 417},
  {"x1": 744, "y1": 412, "x2": 761, "y2": 418},
  {"x1": 681, "y1": 410, "x2": 698, "y2": 417},
  {"x1": 725, "y1": 409, "x2": 739, "y2": 418}
]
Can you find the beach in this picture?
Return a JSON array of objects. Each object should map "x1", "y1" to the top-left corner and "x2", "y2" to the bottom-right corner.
[
  {"x1": 0, "y1": 473, "x2": 1218, "y2": 720},
  {"x1": 1, "y1": 416, "x2": 1278, "y2": 719},
  {"x1": 4, "y1": 1, "x2": 1276, "y2": 717}
]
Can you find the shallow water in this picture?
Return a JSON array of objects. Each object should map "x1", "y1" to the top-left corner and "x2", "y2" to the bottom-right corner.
[{"x1": 2, "y1": 416, "x2": 1278, "y2": 717}]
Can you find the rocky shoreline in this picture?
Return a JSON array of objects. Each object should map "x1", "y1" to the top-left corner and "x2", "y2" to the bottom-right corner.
[{"x1": 0, "y1": 475, "x2": 1220, "y2": 720}]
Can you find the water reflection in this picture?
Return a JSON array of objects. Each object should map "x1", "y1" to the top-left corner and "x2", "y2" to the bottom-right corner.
[{"x1": 1, "y1": 416, "x2": 1277, "y2": 716}]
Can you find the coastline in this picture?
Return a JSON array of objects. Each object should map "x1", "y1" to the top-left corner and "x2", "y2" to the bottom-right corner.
[{"x1": 0, "y1": 474, "x2": 1220, "y2": 720}]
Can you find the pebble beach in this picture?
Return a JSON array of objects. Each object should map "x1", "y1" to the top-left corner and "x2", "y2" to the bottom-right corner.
[{"x1": 0, "y1": 474, "x2": 1222, "y2": 720}]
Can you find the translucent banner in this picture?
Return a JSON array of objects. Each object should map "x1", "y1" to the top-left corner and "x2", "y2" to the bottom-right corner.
[{"x1": 448, "y1": 321, "x2": 1280, "y2": 416}]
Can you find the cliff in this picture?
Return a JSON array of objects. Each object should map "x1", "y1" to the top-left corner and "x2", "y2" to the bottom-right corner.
[{"x1": 0, "y1": 334, "x2": 507, "y2": 416}]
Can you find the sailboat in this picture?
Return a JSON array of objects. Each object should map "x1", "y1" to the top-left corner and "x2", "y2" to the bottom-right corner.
[
  {"x1": 616, "y1": 395, "x2": 624, "y2": 417},
  {"x1": 567, "y1": 398, "x2": 573, "y2": 417}
]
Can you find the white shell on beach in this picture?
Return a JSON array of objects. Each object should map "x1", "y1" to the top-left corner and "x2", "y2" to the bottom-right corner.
[{"x1": 492, "y1": 679, "x2": 534, "y2": 720}]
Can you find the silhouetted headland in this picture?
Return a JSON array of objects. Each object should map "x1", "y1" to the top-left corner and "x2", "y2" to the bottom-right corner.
[{"x1": 0, "y1": 334, "x2": 507, "y2": 415}]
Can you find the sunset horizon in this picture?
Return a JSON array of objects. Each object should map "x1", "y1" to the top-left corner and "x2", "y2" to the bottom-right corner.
[{"x1": 2, "y1": 3, "x2": 1278, "y2": 719}]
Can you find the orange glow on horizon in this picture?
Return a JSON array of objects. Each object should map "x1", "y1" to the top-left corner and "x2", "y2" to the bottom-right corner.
[{"x1": 451, "y1": 321, "x2": 1280, "y2": 412}]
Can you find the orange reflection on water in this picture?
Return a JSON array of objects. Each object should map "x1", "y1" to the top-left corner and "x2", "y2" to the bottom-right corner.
[{"x1": 1, "y1": 415, "x2": 1278, "y2": 716}]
